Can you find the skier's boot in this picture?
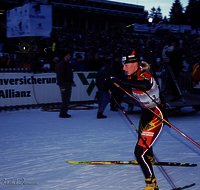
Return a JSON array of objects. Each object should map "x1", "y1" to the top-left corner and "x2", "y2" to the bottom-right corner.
[
  {"x1": 131, "y1": 159, "x2": 138, "y2": 164},
  {"x1": 144, "y1": 176, "x2": 159, "y2": 190}
]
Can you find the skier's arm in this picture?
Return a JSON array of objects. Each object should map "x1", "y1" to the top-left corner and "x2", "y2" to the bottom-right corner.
[
  {"x1": 120, "y1": 78, "x2": 152, "y2": 92},
  {"x1": 110, "y1": 76, "x2": 152, "y2": 92}
]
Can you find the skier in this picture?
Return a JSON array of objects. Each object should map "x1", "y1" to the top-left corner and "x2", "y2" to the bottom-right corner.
[{"x1": 111, "y1": 50, "x2": 165, "y2": 190}]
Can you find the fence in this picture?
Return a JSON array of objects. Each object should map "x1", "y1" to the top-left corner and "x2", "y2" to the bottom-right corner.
[{"x1": 157, "y1": 70, "x2": 194, "y2": 96}]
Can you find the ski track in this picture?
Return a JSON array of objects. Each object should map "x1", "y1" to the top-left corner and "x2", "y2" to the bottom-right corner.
[{"x1": 0, "y1": 104, "x2": 200, "y2": 190}]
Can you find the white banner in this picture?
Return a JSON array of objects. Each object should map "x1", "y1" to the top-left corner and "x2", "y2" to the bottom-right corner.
[
  {"x1": 0, "y1": 72, "x2": 98, "y2": 107},
  {"x1": 180, "y1": 25, "x2": 192, "y2": 33},
  {"x1": 167, "y1": 24, "x2": 180, "y2": 33},
  {"x1": 7, "y1": 3, "x2": 52, "y2": 38},
  {"x1": 147, "y1": 23, "x2": 191, "y2": 34},
  {"x1": 134, "y1": 23, "x2": 149, "y2": 32}
]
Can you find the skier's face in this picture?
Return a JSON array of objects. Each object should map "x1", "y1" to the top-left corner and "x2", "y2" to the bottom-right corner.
[{"x1": 123, "y1": 62, "x2": 138, "y2": 76}]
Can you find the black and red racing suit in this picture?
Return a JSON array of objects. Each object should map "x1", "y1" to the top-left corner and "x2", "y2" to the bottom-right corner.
[{"x1": 120, "y1": 65, "x2": 164, "y2": 179}]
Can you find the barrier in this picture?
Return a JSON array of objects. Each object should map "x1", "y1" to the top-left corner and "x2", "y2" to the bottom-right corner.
[
  {"x1": 0, "y1": 72, "x2": 98, "y2": 109},
  {"x1": 1, "y1": 69, "x2": 197, "y2": 110},
  {"x1": 0, "y1": 68, "x2": 31, "y2": 73},
  {"x1": 157, "y1": 71, "x2": 193, "y2": 95}
]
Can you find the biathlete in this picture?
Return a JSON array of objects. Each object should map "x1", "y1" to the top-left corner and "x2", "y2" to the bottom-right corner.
[{"x1": 111, "y1": 50, "x2": 166, "y2": 190}]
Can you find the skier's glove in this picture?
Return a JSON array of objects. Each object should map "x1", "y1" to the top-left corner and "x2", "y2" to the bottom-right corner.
[{"x1": 109, "y1": 76, "x2": 120, "y2": 84}]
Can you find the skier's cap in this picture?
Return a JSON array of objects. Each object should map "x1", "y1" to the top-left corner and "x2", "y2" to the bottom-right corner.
[{"x1": 122, "y1": 50, "x2": 140, "y2": 65}]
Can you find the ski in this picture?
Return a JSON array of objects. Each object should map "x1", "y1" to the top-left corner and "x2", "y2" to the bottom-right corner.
[
  {"x1": 66, "y1": 160, "x2": 197, "y2": 167},
  {"x1": 171, "y1": 183, "x2": 196, "y2": 190}
]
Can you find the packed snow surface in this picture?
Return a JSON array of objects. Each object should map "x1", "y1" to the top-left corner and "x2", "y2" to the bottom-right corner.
[{"x1": 0, "y1": 103, "x2": 200, "y2": 190}]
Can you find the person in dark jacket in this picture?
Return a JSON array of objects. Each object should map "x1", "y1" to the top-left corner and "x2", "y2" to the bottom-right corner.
[
  {"x1": 165, "y1": 38, "x2": 183, "y2": 101},
  {"x1": 110, "y1": 53, "x2": 125, "y2": 111},
  {"x1": 96, "y1": 59, "x2": 116, "y2": 119},
  {"x1": 56, "y1": 51, "x2": 74, "y2": 118},
  {"x1": 30, "y1": 55, "x2": 43, "y2": 73},
  {"x1": 70, "y1": 53, "x2": 85, "y2": 71},
  {"x1": 93, "y1": 52, "x2": 104, "y2": 71}
]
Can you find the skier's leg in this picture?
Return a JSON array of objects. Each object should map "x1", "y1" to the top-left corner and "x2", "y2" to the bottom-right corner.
[{"x1": 135, "y1": 106, "x2": 164, "y2": 189}]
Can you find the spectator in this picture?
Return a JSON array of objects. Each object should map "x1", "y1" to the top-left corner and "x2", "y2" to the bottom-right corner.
[
  {"x1": 41, "y1": 57, "x2": 51, "y2": 72},
  {"x1": 30, "y1": 55, "x2": 43, "y2": 73},
  {"x1": 182, "y1": 56, "x2": 190, "y2": 72},
  {"x1": 70, "y1": 53, "x2": 85, "y2": 71},
  {"x1": 154, "y1": 58, "x2": 163, "y2": 72},
  {"x1": 95, "y1": 59, "x2": 116, "y2": 119},
  {"x1": 189, "y1": 57, "x2": 196, "y2": 72},
  {"x1": 50, "y1": 57, "x2": 59, "y2": 72},
  {"x1": 110, "y1": 53, "x2": 125, "y2": 111},
  {"x1": 165, "y1": 38, "x2": 183, "y2": 102},
  {"x1": 191, "y1": 62, "x2": 200, "y2": 87},
  {"x1": 93, "y1": 52, "x2": 104, "y2": 71},
  {"x1": 56, "y1": 51, "x2": 74, "y2": 118},
  {"x1": 6, "y1": 54, "x2": 11, "y2": 68},
  {"x1": 10, "y1": 55, "x2": 16, "y2": 68},
  {"x1": 84, "y1": 52, "x2": 94, "y2": 71},
  {"x1": 0, "y1": 55, "x2": 2, "y2": 68},
  {"x1": 1, "y1": 54, "x2": 8, "y2": 68}
]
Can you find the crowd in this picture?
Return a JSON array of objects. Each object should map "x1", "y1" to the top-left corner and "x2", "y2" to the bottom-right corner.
[{"x1": 0, "y1": 28, "x2": 200, "y2": 86}]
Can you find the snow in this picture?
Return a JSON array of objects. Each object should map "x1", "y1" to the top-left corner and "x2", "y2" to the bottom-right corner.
[{"x1": 0, "y1": 103, "x2": 200, "y2": 190}]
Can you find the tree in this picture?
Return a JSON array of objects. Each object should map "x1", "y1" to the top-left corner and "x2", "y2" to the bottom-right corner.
[
  {"x1": 185, "y1": 0, "x2": 200, "y2": 29},
  {"x1": 163, "y1": 16, "x2": 169, "y2": 24},
  {"x1": 148, "y1": 6, "x2": 156, "y2": 20},
  {"x1": 169, "y1": 0, "x2": 185, "y2": 24},
  {"x1": 148, "y1": 6, "x2": 163, "y2": 23},
  {"x1": 155, "y1": 6, "x2": 163, "y2": 22}
]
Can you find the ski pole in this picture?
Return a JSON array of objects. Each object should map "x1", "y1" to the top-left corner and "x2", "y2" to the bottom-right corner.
[
  {"x1": 113, "y1": 82, "x2": 200, "y2": 149},
  {"x1": 108, "y1": 90, "x2": 178, "y2": 189}
]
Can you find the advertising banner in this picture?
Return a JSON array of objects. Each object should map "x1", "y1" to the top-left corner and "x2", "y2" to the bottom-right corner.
[
  {"x1": 0, "y1": 72, "x2": 98, "y2": 107},
  {"x1": 167, "y1": 24, "x2": 180, "y2": 33},
  {"x1": 7, "y1": 3, "x2": 52, "y2": 38},
  {"x1": 134, "y1": 23, "x2": 149, "y2": 32}
]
